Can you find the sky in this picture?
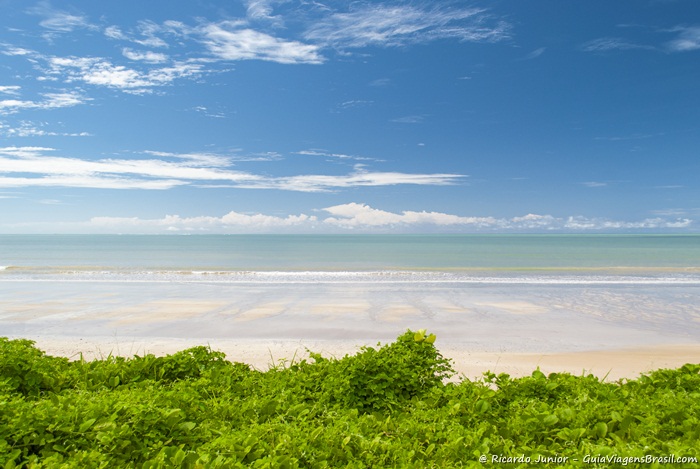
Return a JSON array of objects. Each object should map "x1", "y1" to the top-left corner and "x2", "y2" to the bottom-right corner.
[{"x1": 0, "y1": 0, "x2": 698, "y2": 234}]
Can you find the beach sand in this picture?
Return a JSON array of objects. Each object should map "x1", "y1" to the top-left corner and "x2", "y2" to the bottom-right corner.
[
  {"x1": 19, "y1": 336, "x2": 700, "y2": 382},
  {"x1": 3, "y1": 281, "x2": 700, "y2": 381}
]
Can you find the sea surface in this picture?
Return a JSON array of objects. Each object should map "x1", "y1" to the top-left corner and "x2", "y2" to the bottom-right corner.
[
  {"x1": 1, "y1": 234, "x2": 699, "y2": 284},
  {"x1": 2, "y1": 234, "x2": 700, "y2": 350}
]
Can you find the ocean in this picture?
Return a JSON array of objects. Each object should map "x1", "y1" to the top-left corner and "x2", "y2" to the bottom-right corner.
[
  {"x1": 1, "y1": 234, "x2": 699, "y2": 284},
  {"x1": 2, "y1": 234, "x2": 700, "y2": 350}
]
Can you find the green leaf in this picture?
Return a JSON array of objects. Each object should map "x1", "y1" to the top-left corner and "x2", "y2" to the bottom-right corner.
[
  {"x1": 178, "y1": 421, "x2": 196, "y2": 432},
  {"x1": 543, "y1": 414, "x2": 559, "y2": 426},
  {"x1": 594, "y1": 422, "x2": 608, "y2": 438},
  {"x1": 79, "y1": 418, "x2": 97, "y2": 433}
]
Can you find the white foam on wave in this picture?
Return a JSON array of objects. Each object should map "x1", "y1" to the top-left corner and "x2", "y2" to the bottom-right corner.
[{"x1": 1, "y1": 268, "x2": 700, "y2": 285}]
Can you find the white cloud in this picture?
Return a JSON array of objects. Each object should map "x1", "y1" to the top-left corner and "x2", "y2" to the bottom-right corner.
[
  {"x1": 391, "y1": 115, "x2": 424, "y2": 124},
  {"x1": 296, "y1": 149, "x2": 377, "y2": 162},
  {"x1": 0, "y1": 146, "x2": 261, "y2": 189},
  {"x1": 666, "y1": 26, "x2": 700, "y2": 52},
  {"x1": 122, "y1": 48, "x2": 169, "y2": 63},
  {"x1": 510, "y1": 213, "x2": 558, "y2": 228},
  {"x1": 133, "y1": 21, "x2": 170, "y2": 47},
  {"x1": 369, "y1": 78, "x2": 391, "y2": 87},
  {"x1": 563, "y1": 216, "x2": 692, "y2": 230},
  {"x1": 0, "y1": 86, "x2": 21, "y2": 96},
  {"x1": 104, "y1": 25, "x2": 127, "y2": 40},
  {"x1": 202, "y1": 21, "x2": 324, "y2": 64},
  {"x1": 39, "y1": 12, "x2": 91, "y2": 32},
  {"x1": 322, "y1": 203, "x2": 500, "y2": 228},
  {"x1": 321, "y1": 204, "x2": 693, "y2": 232},
  {"x1": 12, "y1": 204, "x2": 690, "y2": 234},
  {"x1": 88, "y1": 211, "x2": 317, "y2": 233},
  {"x1": 582, "y1": 181, "x2": 608, "y2": 188},
  {"x1": 104, "y1": 20, "x2": 192, "y2": 47},
  {"x1": 337, "y1": 100, "x2": 374, "y2": 110},
  {"x1": 0, "y1": 121, "x2": 91, "y2": 137},
  {"x1": 192, "y1": 106, "x2": 227, "y2": 119},
  {"x1": 581, "y1": 37, "x2": 655, "y2": 52},
  {"x1": 0, "y1": 146, "x2": 55, "y2": 158},
  {"x1": 103, "y1": 18, "x2": 323, "y2": 65},
  {"x1": 521, "y1": 47, "x2": 546, "y2": 60},
  {"x1": 1, "y1": 46, "x2": 34, "y2": 56},
  {"x1": 0, "y1": 91, "x2": 90, "y2": 114},
  {"x1": 245, "y1": 0, "x2": 288, "y2": 26},
  {"x1": 0, "y1": 175, "x2": 184, "y2": 190},
  {"x1": 303, "y1": 4, "x2": 510, "y2": 49},
  {"x1": 0, "y1": 146, "x2": 465, "y2": 192},
  {"x1": 263, "y1": 170, "x2": 464, "y2": 192},
  {"x1": 45, "y1": 56, "x2": 204, "y2": 92},
  {"x1": 28, "y1": 2, "x2": 94, "y2": 33}
]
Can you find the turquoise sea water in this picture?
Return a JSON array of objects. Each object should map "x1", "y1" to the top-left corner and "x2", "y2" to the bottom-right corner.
[
  {"x1": 1, "y1": 234, "x2": 700, "y2": 284},
  {"x1": 3, "y1": 235, "x2": 700, "y2": 348}
]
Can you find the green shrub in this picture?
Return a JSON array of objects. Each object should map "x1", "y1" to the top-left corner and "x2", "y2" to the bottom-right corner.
[
  {"x1": 0, "y1": 338, "x2": 73, "y2": 397},
  {"x1": 1, "y1": 332, "x2": 699, "y2": 468}
]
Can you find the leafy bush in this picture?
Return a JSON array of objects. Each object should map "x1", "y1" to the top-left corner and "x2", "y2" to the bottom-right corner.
[
  {"x1": 0, "y1": 333, "x2": 699, "y2": 468},
  {"x1": 0, "y1": 338, "x2": 73, "y2": 397}
]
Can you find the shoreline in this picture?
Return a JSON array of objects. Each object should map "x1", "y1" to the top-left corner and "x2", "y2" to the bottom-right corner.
[
  {"x1": 12, "y1": 335, "x2": 700, "y2": 382},
  {"x1": 3, "y1": 279, "x2": 700, "y2": 381}
]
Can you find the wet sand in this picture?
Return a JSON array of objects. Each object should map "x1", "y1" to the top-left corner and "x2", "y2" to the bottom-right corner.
[{"x1": 2, "y1": 281, "x2": 700, "y2": 381}]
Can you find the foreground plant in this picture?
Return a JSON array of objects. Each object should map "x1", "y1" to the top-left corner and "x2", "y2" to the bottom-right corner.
[{"x1": 0, "y1": 332, "x2": 698, "y2": 468}]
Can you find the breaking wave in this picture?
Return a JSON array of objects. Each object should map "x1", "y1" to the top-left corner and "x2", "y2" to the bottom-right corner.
[{"x1": 1, "y1": 266, "x2": 700, "y2": 285}]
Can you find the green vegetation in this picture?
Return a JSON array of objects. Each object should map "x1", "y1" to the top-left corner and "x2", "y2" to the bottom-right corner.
[{"x1": 1, "y1": 331, "x2": 699, "y2": 468}]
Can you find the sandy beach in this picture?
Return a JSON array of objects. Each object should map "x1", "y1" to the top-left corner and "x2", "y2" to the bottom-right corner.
[
  {"x1": 18, "y1": 335, "x2": 700, "y2": 382},
  {"x1": 3, "y1": 280, "x2": 700, "y2": 381}
]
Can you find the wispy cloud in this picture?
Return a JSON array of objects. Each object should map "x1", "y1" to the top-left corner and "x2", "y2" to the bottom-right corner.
[
  {"x1": 369, "y1": 78, "x2": 391, "y2": 87},
  {"x1": 666, "y1": 25, "x2": 700, "y2": 52},
  {"x1": 192, "y1": 106, "x2": 228, "y2": 119},
  {"x1": 2, "y1": 3, "x2": 512, "y2": 107},
  {"x1": 0, "y1": 146, "x2": 261, "y2": 189},
  {"x1": 0, "y1": 146, "x2": 464, "y2": 192},
  {"x1": 0, "y1": 120, "x2": 91, "y2": 138},
  {"x1": 201, "y1": 21, "x2": 324, "y2": 64},
  {"x1": 581, "y1": 181, "x2": 608, "y2": 188},
  {"x1": 28, "y1": 2, "x2": 95, "y2": 33},
  {"x1": 0, "y1": 86, "x2": 21, "y2": 96},
  {"x1": 0, "y1": 46, "x2": 35, "y2": 56},
  {"x1": 581, "y1": 37, "x2": 656, "y2": 52},
  {"x1": 0, "y1": 91, "x2": 90, "y2": 114},
  {"x1": 259, "y1": 170, "x2": 464, "y2": 192},
  {"x1": 122, "y1": 48, "x2": 169, "y2": 63},
  {"x1": 583, "y1": 25, "x2": 700, "y2": 54},
  {"x1": 244, "y1": 0, "x2": 289, "y2": 27},
  {"x1": 520, "y1": 47, "x2": 546, "y2": 60},
  {"x1": 303, "y1": 4, "x2": 510, "y2": 49},
  {"x1": 3, "y1": 35, "x2": 208, "y2": 98},
  {"x1": 296, "y1": 149, "x2": 377, "y2": 162},
  {"x1": 336, "y1": 100, "x2": 374, "y2": 110},
  {"x1": 44, "y1": 56, "x2": 204, "y2": 93},
  {"x1": 391, "y1": 115, "x2": 424, "y2": 124},
  {"x1": 594, "y1": 132, "x2": 663, "y2": 141}
]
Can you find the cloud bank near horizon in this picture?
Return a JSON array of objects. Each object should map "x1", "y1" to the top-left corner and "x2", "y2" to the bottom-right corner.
[{"x1": 1, "y1": 203, "x2": 692, "y2": 234}]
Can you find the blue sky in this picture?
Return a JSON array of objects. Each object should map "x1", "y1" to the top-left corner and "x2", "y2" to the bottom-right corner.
[{"x1": 0, "y1": 0, "x2": 698, "y2": 233}]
